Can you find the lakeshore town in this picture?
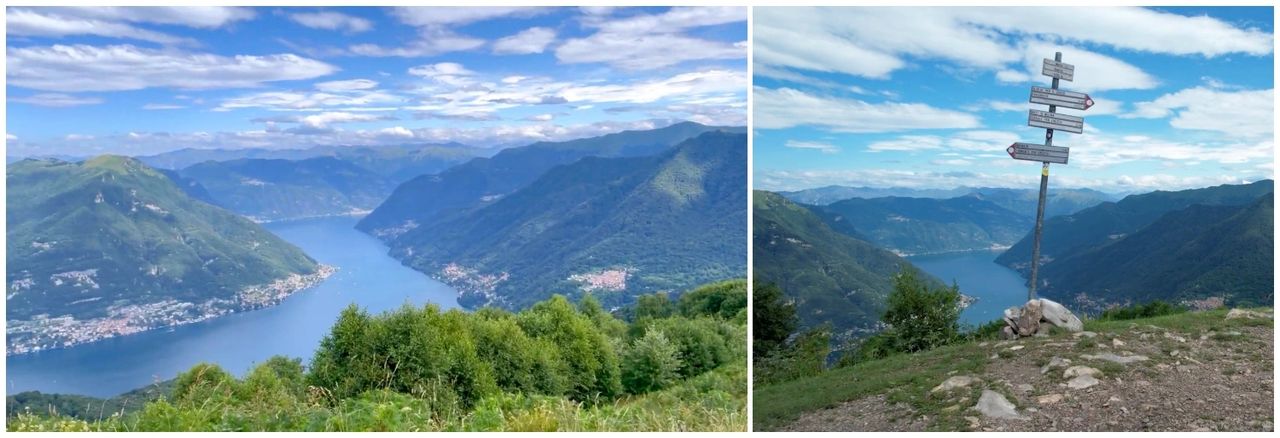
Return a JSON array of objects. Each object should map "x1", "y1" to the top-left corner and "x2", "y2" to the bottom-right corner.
[{"x1": 6, "y1": 265, "x2": 335, "y2": 356}]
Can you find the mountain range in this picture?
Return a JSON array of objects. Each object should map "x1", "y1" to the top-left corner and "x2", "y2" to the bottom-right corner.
[
  {"x1": 357, "y1": 121, "x2": 745, "y2": 236},
  {"x1": 380, "y1": 131, "x2": 747, "y2": 309},
  {"x1": 780, "y1": 185, "x2": 1115, "y2": 219},
  {"x1": 996, "y1": 180, "x2": 1274, "y2": 309},
  {"x1": 138, "y1": 143, "x2": 481, "y2": 182},
  {"x1": 6, "y1": 156, "x2": 325, "y2": 354},
  {"x1": 812, "y1": 195, "x2": 1034, "y2": 255},
  {"x1": 176, "y1": 157, "x2": 397, "y2": 222}
]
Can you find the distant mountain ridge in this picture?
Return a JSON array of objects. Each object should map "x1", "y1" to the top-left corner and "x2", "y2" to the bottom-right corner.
[
  {"x1": 6, "y1": 156, "x2": 327, "y2": 355},
  {"x1": 779, "y1": 186, "x2": 1115, "y2": 219},
  {"x1": 177, "y1": 157, "x2": 397, "y2": 222},
  {"x1": 379, "y1": 131, "x2": 747, "y2": 310},
  {"x1": 811, "y1": 196, "x2": 1034, "y2": 255},
  {"x1": 137, "y1": 143, "x2": 481, "y2": 183},
  {"x1": 357, "y1": 121, "x2": 745, "y2": 238}
]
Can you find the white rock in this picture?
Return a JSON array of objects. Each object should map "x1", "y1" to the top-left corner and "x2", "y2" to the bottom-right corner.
[
  {"x1": 933, "y1": 375, "x2": 982, "y2": 393},
  {"x1": 1038, "y1": 298, "x2": 1084, "y2": 332},
  {"x1": 1037, "y1": 393, "x2": 1064, "y2": 405},
  {"x1": 1041, "y1": 356, "x2": 1071, "y2": 374},
  {"x1": 1067, "y1": 375, "x2": 1100, "y2": 389},
  {"x1": 1063, "y1": 366, "x2": 1101, "y2": 379},
  {"x1": 1082, "y1": 353, "x2": 1149, "y2": 364},
  {"x1": 975, "y1": 390, "x2": 1027, "y2": 420}
]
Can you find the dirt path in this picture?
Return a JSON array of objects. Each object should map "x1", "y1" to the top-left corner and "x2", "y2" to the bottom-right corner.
[{"x1": 782, "y1": 310, "x2": 1274, "y2": 432}]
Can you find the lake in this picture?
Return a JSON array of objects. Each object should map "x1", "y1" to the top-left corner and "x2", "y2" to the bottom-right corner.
[
  {"x1": 6, "y1": 216, "x2": 459, "y2": 398},
  {"x1": 908, "y1": 250, "x2": 1029, "y2": 327}
]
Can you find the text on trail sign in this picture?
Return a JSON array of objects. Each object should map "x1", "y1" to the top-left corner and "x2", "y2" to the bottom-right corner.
[
  {"x1": 1029, "y1": 86, "x2": 1094, "y2": 111},
  {"x1": 1042, "y1": 58, "x2": 1074, "y2": 81},
  {"x1": 1028, "y1": 109, "x2": 1084, "y2": 134},
  {"x1": 1007, "y1": 142, "x2": 1069, "y2": 165}
]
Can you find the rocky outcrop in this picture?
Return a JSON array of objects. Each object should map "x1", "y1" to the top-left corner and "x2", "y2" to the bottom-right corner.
[{"x1": 1003, "y1": 298, "x2": 1083, "y2": 339}]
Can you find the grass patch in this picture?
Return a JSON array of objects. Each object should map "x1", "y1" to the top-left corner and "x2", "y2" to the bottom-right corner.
[{"x1": 752, "y1": 341, "x2": 988, "y2": 431}]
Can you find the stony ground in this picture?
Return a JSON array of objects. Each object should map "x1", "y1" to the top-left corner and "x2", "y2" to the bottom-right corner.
[{"x1": 782, "y1": 309, "x2": 1274, "y2": 432}]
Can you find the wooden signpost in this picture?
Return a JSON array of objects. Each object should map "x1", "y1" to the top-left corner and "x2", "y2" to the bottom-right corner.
[{"x1": 1019, "y1": 52, "x2": 1092, "y2": 300}]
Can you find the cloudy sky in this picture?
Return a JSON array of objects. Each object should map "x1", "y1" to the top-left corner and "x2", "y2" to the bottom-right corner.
[
  {"x1": 754, "y1": 6, "x2": 1274, "y2": 194},
  {"x1": 6, "y1": 6, "x2": 746, "y2": 157}
]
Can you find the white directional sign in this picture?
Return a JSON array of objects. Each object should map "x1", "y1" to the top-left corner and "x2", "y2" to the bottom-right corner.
[
  {"x1": 1042, "y1": 58, "x2": 1075, "y2": 81},
  {"x1": 1028, "y1": 109, "x2": 1084, "y2": 134},
  {"x1": 1030, "y1": 86, "x2": 1093, "y2": 110},
  {"x1": 1007, "y1": 142, "x2": 1069, "y2": 164}
]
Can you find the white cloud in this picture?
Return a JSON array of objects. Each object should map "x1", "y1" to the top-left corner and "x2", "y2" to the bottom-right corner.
[
  {"x1": 785, "y1": 140, "x2": 840, "y2": 154},
  {"x1": 754, "y1": 87, "x2": 980, "y2": 133},
  {"x1": 390, "y1": 7, "x2": 548, "y2": 27},
  {"x1": 493, "y1": 27, "x2": 557, "y2": 55},
  {"x1": 10, "y1": 93, "x2": 103, "y2": 107},
  {"x1": 255, "y1": 111, "x2": 394, "y2": 129},
  {"x1": 142, "y1": 103, "x2": 185, "y2": 110},
  {"x1": 7, "y1": 8, "x2": 193, "y2": 45},
  {"x1": 348, "y1": 27, "x2": 484, "y2": 57},
  {"x1": 288, "y1": 11, "x2": 372, "y2": 33},
  {"x1": 1124, "y1": 87, "x2": 1273, "y2": 139},
  {"x1": 1011, "y1": 42, "x2": 1158, "y2": 92},
  {"x1": 6, "y1": 134, "x2": 18, "y2": 142},
  {"x1": 37, "y1": 6, "x2": 255, "y2": 28},
  {"x1": 557, "y1": 7, "x2": 746, "y2": 70},
  {"x1": 218, "y1": 89, "x2": 401, "y2": 111},
  {"x1": 560, "y1": 70, "x2": 746, "y2": 104},
  {"x1": 525, "y1": 113, "x2": 555, "y2": 122},
  {"x1": 314, "y1": 79, "x2": 379, "y2": 92},
  {"x1": 754, "y1": 7, "x2": 1267, "y2": 89},
  {"x1": 8, "y1": 44, "x2": 336, "y2": 92}
]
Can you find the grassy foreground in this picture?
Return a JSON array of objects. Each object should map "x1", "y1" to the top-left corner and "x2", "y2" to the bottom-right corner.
[{"x1": 753, "y1": 307, "x2": 1273, "y2": 431}]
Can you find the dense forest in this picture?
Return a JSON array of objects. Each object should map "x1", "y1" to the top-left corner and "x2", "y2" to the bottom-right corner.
[{"x1": 8, "y1": 280, "x2": 747, "y2": 432}]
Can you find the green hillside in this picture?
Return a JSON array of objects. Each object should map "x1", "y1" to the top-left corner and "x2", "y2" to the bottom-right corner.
[
  {"x1": 6, "y1": 156, "x2": 321, "y2": 354},
  {"x1": 385, "y1": 132, "x2": 747, "y2": 310},
  {"x1": 996, "y1": 180, "x2": 1273, "y2": 272},
  {"x1": 357, "y1": 122, "x2": 745, "y2": 236},
  {"x1": 1038, "y1": 195, "x2": 1273, "y2": 309},
  {"x1": 814, "y1": 195, "x2": 1033, "y2": 255},
  {"x1": 139, "y1": 143, "x2": 481, "y2": 183},
  {"x1": 179, "y1": 157, "x2": 397, "y2": 221},
  {"x1": 753, "y1": 190, "x2": 938, "y2": 335}
]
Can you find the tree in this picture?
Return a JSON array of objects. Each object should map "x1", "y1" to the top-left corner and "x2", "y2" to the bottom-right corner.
[
  {"x1": 881, "y1": 268, "x2": 961, "y2": 353},
  {"x1": 678, "y1": 279, "x2": 747, "y2": 320},
  {"x1": 621, "y1": 328, "x2": 682, "y2": 394},
  {"x1": 752, "y1": 282, "x2": 796, "y2": 358},
  {"x1": 631, "y1": 292, "x2": 676, "y2": 321}
]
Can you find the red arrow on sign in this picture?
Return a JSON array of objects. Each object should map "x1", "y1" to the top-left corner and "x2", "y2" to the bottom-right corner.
[
  {"x1": 1084, "y1": 95, "x2": 1094, "y2": 110},
  {"x1": 1007, "y1": 144, "x2": 1017, "y2": 157}
]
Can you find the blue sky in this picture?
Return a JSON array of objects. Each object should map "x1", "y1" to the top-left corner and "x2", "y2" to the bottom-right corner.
[
  {"x1": 754, "y1": 6, "x2": 1274, "y2": 193},
  {"x1": 6, "y1": 6, "x2": 746, "y2": 157}
]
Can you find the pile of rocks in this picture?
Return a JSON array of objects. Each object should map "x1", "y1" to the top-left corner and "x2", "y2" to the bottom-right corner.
[{"x1": 1001, "y1": 298, "x2": 1083, "y2": 339}]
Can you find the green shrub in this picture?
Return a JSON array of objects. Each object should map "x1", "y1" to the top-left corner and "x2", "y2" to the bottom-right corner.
[
  {"x1": 678, "y1": 279, "x2": 747, "y2": 319},
  {"x1": 646, "y1": 317, "x2": 732, "y2": 378},
  {"x1": 880, "y1": 269, "x2": 961, "y2": 353},
  {"x1": 517, "y1": 296, "x2": 623, "y2": 402},
  {"x1": 752, "y1": 282, "x2": 797, "y2": 358},
  {"x1": 621, "y1": 328, "x2": 682, "y2": 394},
  {"x1": 752, "y1": 325, "x2": 831, "y2": 385}
]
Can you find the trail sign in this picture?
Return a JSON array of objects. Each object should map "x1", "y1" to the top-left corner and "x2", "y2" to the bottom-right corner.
[
  {"x1": 1042, "y1": 58, "x2": 1074, "y2": 81},
  {"x1": 1007, "y1": 142, "x2": 1069, "y2": 165},
  {"x1": 1028, "y1": 109, "x2": 1084, "y2": 134},
  {"x1": 1030, "y1": 86, "x2": 1093, "y2": 110}
]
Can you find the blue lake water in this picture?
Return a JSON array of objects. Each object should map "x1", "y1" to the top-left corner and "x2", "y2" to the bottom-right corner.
[
  {"x1": 908, "y1": 250, "x2": 1030, "y2": 327},
  {"x1": 6, "y1": 216, "x2": 458, "y2": 397}
]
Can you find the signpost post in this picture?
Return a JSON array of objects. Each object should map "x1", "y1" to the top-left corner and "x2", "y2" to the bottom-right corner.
[{"x1": 1018, "y1": 52, "x2": 1091, "y2": 301}]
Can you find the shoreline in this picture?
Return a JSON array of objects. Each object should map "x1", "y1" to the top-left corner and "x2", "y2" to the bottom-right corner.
[
  {"x1": 6, "y1": 265, "x2": 337, "y2": 357},
  {"x1": 250, "y1": 210, "x2": 372, "y2": 224},
  {"x1": 897, "y1": 245, "x2": 1012, "y2": 258}
]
